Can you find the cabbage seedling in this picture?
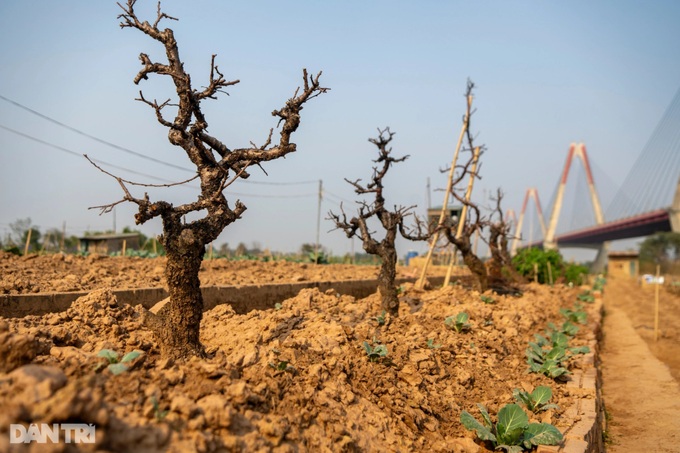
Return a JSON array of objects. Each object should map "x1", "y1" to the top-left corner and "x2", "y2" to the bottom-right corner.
[
  {"x1": 480, "y1": 295, "x2": 495, "y2": 304},
  {"x1": 96, "y1": 349, "x2": 143, "y2": 375},
  {"x1": 513, "y1": 386, "x2": 559, "y2": 413},
  {"x1": 461, "y1": 403, "x2": 563, "y2": 452},
  {"x1": 362, "y1": 340, "x2": 388, "y2": 362},
  {"x1": 577, "y1": 291, "x2": 595, "y2": 303},
  {"x1": 560, "y1": 307, "x2": 587, "y2": 325},
  {"x1": 445, "y1": 312, "x2": 471, "y2": 333},
  {"x1": 426, "y1": 338, "x2": 441, "y2": 349},
  {"x1": 372, "y1": 310, "x2": 387, "y2": 326}
]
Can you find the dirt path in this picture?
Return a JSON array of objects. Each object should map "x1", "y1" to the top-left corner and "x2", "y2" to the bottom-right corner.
[{"x1": 601, "y1": 278, "x2": 680, "y2": 452}]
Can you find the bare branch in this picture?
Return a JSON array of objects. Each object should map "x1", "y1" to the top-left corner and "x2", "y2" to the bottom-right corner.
[
  {"x1": 153, "y1": 0, "x2": 178, "y2": 29},
  {"x1": 84, "y1": 154, "x2": 198, "y2": 188}
]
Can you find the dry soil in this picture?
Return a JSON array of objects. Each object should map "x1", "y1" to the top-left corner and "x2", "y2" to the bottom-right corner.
[{"x1": 1, "y1": 254, "x2": 666, "y2": 452}]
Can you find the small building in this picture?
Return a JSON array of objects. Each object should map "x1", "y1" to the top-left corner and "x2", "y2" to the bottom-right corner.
[
  {"x1": 427, "y1": 205, "x2": 463, "y2": 230},
  {"x1": 78, "y1": 233, "x2": 141, "y2": 255},
  {"x1": 607, "y1": 251, "x2": 639, "y2": 278}
]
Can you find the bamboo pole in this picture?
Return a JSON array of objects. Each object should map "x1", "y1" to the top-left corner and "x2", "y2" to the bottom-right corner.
[
  {"x1": 152, "y1": 238, "x2": 157, "y2": 255},
  {"x1": 122, "y1": 240, "x2": 127, "y2": 257},
  {"x1": 533, "y1": 263, "x2": 539, "y2": 284},
  {"x1": 416, "y1": 95, "x2": 472, "y2": 289},
  {"x1": 23, "y1": 229, "x2": 32, "y2": 256},
  {"x1": 60, "y1": 221, "x2": 66, "y2": 252},
  {"x1": 40, "y1": 232, "x2": 51, "y2": 253},
  {"x1": 209, "y1": 243, "x2": 214, "y2": 260},
  {"x1": 444, "y1": 146, "x2": 481, "y2": 287},
  {"x1": 547, "y1": 261, "x2": 553, "y2": 285},
  {"x1": 654, "y1": 264, "x2": 660, "y2": 341}
]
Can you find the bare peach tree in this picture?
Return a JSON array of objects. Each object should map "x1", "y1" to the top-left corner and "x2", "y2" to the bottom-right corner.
[
  {"x1": 329, "y1": 128, "x2": 429, "y2": 316},
  {"x1": 440, "y1": 149, "x2": 490, "y2": 291},
  {"x1": 91, "y1": 1, "x2": 327, "y2": 359},
  {"x1": 486, "y1": 188, "x2": 522, "y2": 288},
  {"x1": 440, "y1": 117, "x2": 518, "y2": 293}
]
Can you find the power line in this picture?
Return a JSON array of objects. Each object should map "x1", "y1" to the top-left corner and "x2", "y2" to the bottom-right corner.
[
  {"x1": 0, "y1": 94, "x2": 194, "y2": 173},
  {"x1": 0, "y1": 93, "x2": 320, "y2": 186},
  {"x1": 1, "y1": 123, "x2": 318, "y2": 199},
  {"x1": 0, "y1": 123, "x2": 186, "y2": 184}
]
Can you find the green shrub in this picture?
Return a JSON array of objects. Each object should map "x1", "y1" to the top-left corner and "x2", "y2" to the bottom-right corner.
[{"x1": 513, "y1": 248, "x2": 589, "y2": 285}]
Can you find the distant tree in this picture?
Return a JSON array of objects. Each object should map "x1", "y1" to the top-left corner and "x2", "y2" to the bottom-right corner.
[
  {"x1": 300, "y1": 243, "x2": 316, "y2": 255},
  {"x1": 639, "y1": 232, "x2": 680, "y2": 273},
  {"x1": 217, "y1": 243, "x2": 231, "y2": 257},
  {"x1": 235, "y1": 243, "x2": 249, "y2": 257},
  {"x1": 90, "y1": 1, "x2": 327, "y2": 359},
  {"x1": 329, "y1": 128, "x2": 430, "y2": 316},
  {"x1": 300, "y1": 243, "x2": 328, "y2": 263},
  {"x1": 8, "y1": 218, "x2": 33, "y2": 248},
  {"x1": 41, "y1": 227, "x2": 64, "y2": 252}
]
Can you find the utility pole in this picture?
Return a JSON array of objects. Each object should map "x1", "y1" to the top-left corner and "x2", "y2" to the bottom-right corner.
[
  {"x1": 426, "y1": 177, "x2": 431, "y2": 209},
  {"x1": 315, "y1": 179, "x2": 322, "y2": 263}
]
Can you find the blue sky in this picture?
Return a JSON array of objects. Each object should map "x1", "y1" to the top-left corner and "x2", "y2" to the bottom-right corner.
[{"x1": 1, "y1": 1, "x2": 679, "y2": 257}]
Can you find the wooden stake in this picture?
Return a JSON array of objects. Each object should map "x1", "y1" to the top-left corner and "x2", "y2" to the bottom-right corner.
[
  {"x1": 444, "y1": 146, "x2": 481, "y2": 287},
  {"x1": 122, "y1": 240, "x2": 127, "y2": 257},
  {"x1": 209, "y1": 243, "x2": 214, "y2": 260},
  {"x1": 152, "y1": 238, "x2": 157, "y2": 255},
  {"x1": 533, "y1": 263, "x2": 539, "y2": 284},
  {"x1": 60, "y1": 221, "x2": 66, "y2": 252},
  {"x1": 23, "y1": 229, "x2": 32, "y2": 256},
  {"x1": 547, "y1": 261, "x2": 553, "y2": 285},
  {"x1": 40, "y1": 232, "x2": 51, "y2": 253},
  {"x1": 654, "y1": 264, "x2": 660, "y2": 341},
  {"x1": 416, "y1": 93, "x2": 473, "y2": 289}
]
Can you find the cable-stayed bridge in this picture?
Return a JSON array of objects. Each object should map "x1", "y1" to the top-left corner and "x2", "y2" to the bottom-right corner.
[{"x1": 512, "y1": 86, "x2": 680, "y2": 269}]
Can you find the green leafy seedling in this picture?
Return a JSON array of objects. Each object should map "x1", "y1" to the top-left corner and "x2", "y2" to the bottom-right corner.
[
  {"x1": 426, "y1": 338, "x2": 441, "y2": 349},
  {"x1": 362, "y1": 340, "x2": 388, "y2": 362},
  {"x1": 461, "y1": 403, "x2": 563, "y2": 453},
  {"x1": 445, "y1": 312, "x2": 471, "y2": 333},
  {"x1": 480, "y1": 295, "x2": 495, "y2": 304},
  {"x1": 560, "y1": 306, "x2": 587, "y2": 325},
  {"x1": 96, "y1": 349, "x2": 142, "y2": 375},
  {"x1": 274, "y1": 302, "x2": 283, "y2": 310},
  {"x1": 577, "y1": 291, "x2": 595, "y2": 303},
  {"x1": 513, "y1": 386, "x2": 559, "y2": 413},
  {"x1": 268, "y1": 349, "x2": 295, "y2": 374},
  {"x1": 526, "y1": 331, "x2": 590, "y2": 379},
  {"x1": 150, "y1": 395, "x2": 169, "y2": 421},
  {"x1": 372, "y1": 310, "x2": 387, "y2": 326},
  {"x1": 268, "y1": 360, "x2": 293, "y2": 373},
  {"x1": 547, "y1": 320, "x2": 579, "y2": 337}
]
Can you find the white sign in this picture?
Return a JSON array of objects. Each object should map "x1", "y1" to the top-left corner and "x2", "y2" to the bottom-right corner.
[{"x1": 9, "y1": 423, "x2": 96, "y2": 444}]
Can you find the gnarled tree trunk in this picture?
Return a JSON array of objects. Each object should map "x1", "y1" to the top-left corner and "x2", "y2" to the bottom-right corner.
[
  {"x1": 376, "y1": 228, "x2": 399, "y2": 316},
  {"x1": 329, "y1": 128, "x2": 430, "y2": 317},
  {"x1": 153, "y1": 225, "x2": 206, "y2": 358},
  {"x1": 92, "y1": 1, "x2": 326, "y2": 360}
]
